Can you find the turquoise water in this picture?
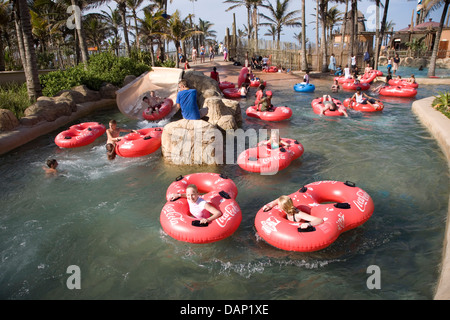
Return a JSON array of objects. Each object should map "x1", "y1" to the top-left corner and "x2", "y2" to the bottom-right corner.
[
  {"x1": 377, "y1": 65, "x2": 450, "y2": 78},
  {"x1": 0, "y1": 82, "x2": 449, "y2": 300}
]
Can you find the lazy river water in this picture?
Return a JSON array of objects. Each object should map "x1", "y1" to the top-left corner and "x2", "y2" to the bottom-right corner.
[{"x1": 0, "y1": 81, "x2": 449, "y2": 300}]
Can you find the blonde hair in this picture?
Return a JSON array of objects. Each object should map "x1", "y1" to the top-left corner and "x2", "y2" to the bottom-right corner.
[
  {"x1": 186, "y1": 184, "x2": 198, "y2": 192},
  {"x1": 278, "y1": 195, "x2": 298, "y2": 216}
]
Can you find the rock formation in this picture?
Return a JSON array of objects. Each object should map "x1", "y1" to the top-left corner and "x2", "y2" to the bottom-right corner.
[{"x1": 161, "y1": 70, "x2": 242, "y2": 165}]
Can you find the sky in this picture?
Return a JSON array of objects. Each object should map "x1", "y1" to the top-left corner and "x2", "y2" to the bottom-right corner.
[
  {"x1": 174, "y1": 0, "x2": 445, "y2": 42},
  {"x1": 89, "y1": 0, "x2": 446, "y2": 46}
]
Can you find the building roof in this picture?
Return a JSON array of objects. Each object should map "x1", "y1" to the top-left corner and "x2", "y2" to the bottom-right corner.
[{"x1": 398, "y1": 19, "x2": 440, "y2": 32}]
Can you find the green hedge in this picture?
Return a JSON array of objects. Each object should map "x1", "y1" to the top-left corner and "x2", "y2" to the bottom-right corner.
[{"x1": 39, "y1": 52, "x2": 150, "y2": 97}]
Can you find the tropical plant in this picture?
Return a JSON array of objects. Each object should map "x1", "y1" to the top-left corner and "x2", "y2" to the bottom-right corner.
[
  {"x1": 258, "y1": 0, "x2": 301, "y2": 47},
  {"x1": 39, "y1": 51, "x2": 149, "y2": 96},
  {"x1": 432, "y1": 91, "x2": 450, "y2": 118},
  {"x1": 405, "y1": 37, "x2": 427, "y2": 57},
  {"x1": 14, "y1": 0, "x2": 43, "y2": 101},
  {"x1": 0, "y1": 82, "x2": 30, "y2": 118},
  {"x1": 224, "y1": 0, "x2": 253, "y2": 40}
]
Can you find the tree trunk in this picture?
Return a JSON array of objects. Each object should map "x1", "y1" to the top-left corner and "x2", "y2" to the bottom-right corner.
[
  {"x1": 119, "y1": 3, "x2": 131, "y2": 57},
  {"x1": 428, "y1": 0, "x2": 450, "y2": 77},
  {"x1": 348, "y1": 0, "x2": 356, "y2": 67},
  {"x1": 252, "y1": 5, "x2": 258, "y2": 53},
  {"x1": 16, "y1": 0, "x2": 42, "y2": 101},
  {"x1": 301, "y1": 0, "x2": 307, "y2": 71},
  {"x1": 133, "y1": 9, "x2": 140, "y2": 51},
  {"x1": 340, "y1": 0, "x2": 348, "y2": 68},
  {"x1": 320, "y1": 0, "x2": 328, "y2": 73},
  {"x1": 316, "y1": 0, "x2": 319, "y2": 70},
  {"x1": 71, "y1": 0, "x2": 89, "y2": 66},
  {"x1": 376, "y1": 0, "x2": 390, "y2": 71},
  {"x1": 374, "y1": 0, "x2": 380, "y2": 69}
]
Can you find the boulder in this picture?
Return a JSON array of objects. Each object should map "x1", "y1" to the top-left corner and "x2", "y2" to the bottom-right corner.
[
  {"x1": 99, "y1": 83, "x2": 118, "y2": 99},
  {"x1": 55, "y1": 85, "x2": 100, "y2": 103},
  {"x1": 181, "y1": 70, "x2": 241, "y2": 130},
  {"x1": 24, "y1": 96, "x2": 75, "y2": 122},
  {"x1": 0, "y1": 109, "x2": 19, "y2": 131},
  {"x1": 183, "y1": 70, "x2": 222, "y2": 108},
  {"x1": 123, "y1": 75, "x2": 137, "y2": 86},
  {"x1": 161, "y1": 119, "x2": 224, "y2": 165},
  {"x1": 203, "y1": 97, "x2": 237, "y2": 131}
]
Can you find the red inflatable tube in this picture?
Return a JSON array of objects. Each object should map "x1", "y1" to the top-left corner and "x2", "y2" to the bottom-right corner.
[
  {"x1": 255, "y1": 180, "x2": 374, "y2": 252},
  {"x1": 388, "y1": 79, "x2": 419, "y2": 89},
  {"x1": 311, "y1": 97, "x2": 345, "y2": 116},
  {"x1": 237, "y1": 67, "x2": 249, "y2": 87},
  {"x1": 246, "y1": 106, "x2": 292, "y2": 121},
  {"x1": 219, "y1": 81, "x2": 235, "y2": 90},
  {"x1": 343, "y1": 98, "x2": 384, "y2": 112},
  {"x1": 222, "y1": 87, "x2": 243, "y2": 99},
  {"x1": 379, "y1": 86, "x2": 418, "y2": 98},
  {"x1": 237, "y1": 138, "x2": 304, "y2": 174},
  {"x1": 359, "y1": 71, "x2": 378, "y2": 84},
  {"x1": 263, "y1": 66, "x2": 278, "y2": 73},
  {"x1": 142, "y1": 98, "x2": 173, "y2": 121},
  {"x1": 334, "y1": 76, "x2": 354, "y2": 84},
  {"x1": 115, "y1": 127, "x2": 163, "y2": 157},
  {"x1": 342, "y1": 82, "x2": 371, "y2": 91},
  {"x1": 160, "y1": 173, "x2": 242, "y2": 243},
  {"x1": 250, "y1": 79, "x2": 266, "y2": 87},
  {"x1": 55, "y1": 122, "x2": 106, "y2": 148}
]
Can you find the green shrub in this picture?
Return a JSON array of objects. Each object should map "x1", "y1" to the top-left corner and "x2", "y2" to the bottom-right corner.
[
  {"x1": 432, "y1": 91, "x2": 450, "y2": 119},
  {"x1": 0, "y1": 82, "x2": 30, "y2": 118},
  {"x1": 39, "y1": 52, "x2": 151, "y2": 96},
  {"x1": 39, "y1": 65, "x2": 86, "y2": 97}
]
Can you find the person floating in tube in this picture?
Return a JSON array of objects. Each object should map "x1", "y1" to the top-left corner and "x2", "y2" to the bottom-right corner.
[
  {"x1": 256, "y1": 91, "x2": 274, "y2": 112},
  {"x1": 169, "y1": 184, "x2": 223, "y2": 225},
  {"x1": 263, "y1": 195, "x2": 323, "y2": 230}
]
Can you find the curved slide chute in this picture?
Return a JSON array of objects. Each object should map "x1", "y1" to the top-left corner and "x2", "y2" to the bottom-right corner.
[{"x1": 115, "y1": 67, "x2": 184, "y2": 120}]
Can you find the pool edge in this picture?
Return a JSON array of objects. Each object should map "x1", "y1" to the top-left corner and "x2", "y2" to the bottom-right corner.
[{"x1": 412, "y1": 96, "x2": 450, "y2": 300}]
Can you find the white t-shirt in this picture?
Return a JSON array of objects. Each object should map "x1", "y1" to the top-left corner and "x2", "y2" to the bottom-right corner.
[
  {"x1": 188, "y1": 197, "x2": 210, "y2": 219},
  {"x1": 355, "y1": 92, "x2": 364, "y2": 103},
  {"x1": 344, "y1": 67, "x2": 351, "y2": 78}
]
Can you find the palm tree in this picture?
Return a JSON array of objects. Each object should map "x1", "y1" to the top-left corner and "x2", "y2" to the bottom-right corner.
[
  {"x1": 301, "y1": 0, "x2": 307, "y2": 70},
  {"x1": 139, "y1": 9, "x2": 164, "y2": 66},
  {"x1": 318, "y1": 0, "x2": 329, "y2": 72},
  {"x1": 101, "y1": 5, "x2": 122, "y2": 55},
  {"x1": 426, "y1": 0, "x2": 450, "y2": 77},
  {"x1": 0, "y1": 0, "x2": 10, "y2": 71},
  {"x1": 115, "y1": 0, "x2": 131, "y2": 57},
  {"x1": 264, "y1": 25, "x2": 278, "y2": 41},
  {"x1": 326, "y1": 5, "x2": 343, "y2": 40},
  {"x1": 258, "y1": 0, "x2": 301, "y2": 47},
  {"x1": 376, "y1": 0, "x2": 390, "y2": 71},
  {"x1": 14, "y1": 0, "x2": 42, "y2": 101},
  {"x1": 250, "y1": 0, "x2": 263, "y2": 52},
  {"x1": 197, "y1": 18, "x2": 217, "y2": 46},
  {"x1": 371, "y1": 0, "x2": 382, "y2": 69},
  {"x1": 163, "y1": 10, "x2": 194, "y2": 68},
  {"x1": 224, "y1": 0, "x2": 253, "y2": 41},
  {"x1": 126, "y1": 0, "x2": 145, "y2": 51},
  {"x1": 84, "y1": 13, "x2": 109, "y2": 51}
]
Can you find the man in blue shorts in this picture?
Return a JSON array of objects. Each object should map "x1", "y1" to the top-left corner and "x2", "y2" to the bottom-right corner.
[{"x1": 175, "y1": 80, "x2": 208, "y2": 120}]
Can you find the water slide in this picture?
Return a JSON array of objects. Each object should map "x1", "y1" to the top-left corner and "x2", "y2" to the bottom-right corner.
[{"x1": 115, "y1": 67, "x2": 184, "y2": 120}]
